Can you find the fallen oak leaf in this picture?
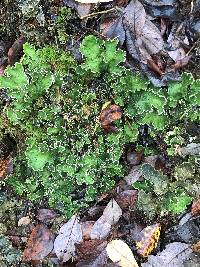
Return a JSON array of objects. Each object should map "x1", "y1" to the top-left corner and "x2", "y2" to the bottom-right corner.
[
  {"x1": 23, "y1": 224, "x2": 55, "y2": 261},
  {"x1": 106, "y1": 239, "x2": 139, "y2": 267},
  {"x1": 54, "y1": 214, "x2": 83, "y2": 262}
]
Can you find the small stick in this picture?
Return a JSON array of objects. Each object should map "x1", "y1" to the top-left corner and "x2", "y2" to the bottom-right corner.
[{"x1": 80, "y1": 7, "x2": 122, "y2": 20}]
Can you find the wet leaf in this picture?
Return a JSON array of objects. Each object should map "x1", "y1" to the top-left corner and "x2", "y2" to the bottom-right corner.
[
  {"x1": 142, "y1": 242, "x2": 192, "y2": 267},
  {"x1": 136, "y1": 223, "x2": 161, "y2": 257},
  {"x1": 115, "y1": 190, "x2": 138, "y2": 210},
  {"x1": 192, "y1": 198, "x2": 200, "y2": 217},
  {"x1": 106, "y1": 239, "x2": 139, "y2": 267},
  {"x1": 90, "y1": 199, "x2": 122, "y2": 239},
  {"x1": 23, "y1": 224, "x2": 55, "y2": 261},
  {"x1": 54, "y1": 214, "x2": 83, "y2": 262}
]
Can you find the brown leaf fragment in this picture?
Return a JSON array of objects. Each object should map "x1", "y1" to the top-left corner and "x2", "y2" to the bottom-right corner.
[
  {"x1": 8, "y1": 36, "x2": 26, "y2": 66},
  {"x1": 81, "y1": 221, "x2": 95, "y2": 240},
  {"x1": 147, "y1": 58, "x2": 164, "y2": 76},
  {"x1": 127, "y1": 150, "x2": 143, "y2": 166},
  {"x1": 191, "y1": 198, "x2": 200, "y2": 217},
  {"x1": 23, "y1": 224, "x2": 55, "y2": 261},
  {"x1": 37, "y1": 208, "x2": 59, "y2": 222},
  {"x1": 0, "y1": 155, "x2": 13, "y2": 180},
  {"x1": 76, "y1": 239, "x2": 105, "y2": 260},
  {"x1": 172, "y1": 55, "x2": 192, "y2": 71},
  {"x1": 192, "y1": 241, "x2": 200, "y2": 253},
  {"x1": 115, "y1": 190, "x2": 138, "y2": 210},
  {"x1": 100, "y1": 104, "x2": 122, "y2": 126}
]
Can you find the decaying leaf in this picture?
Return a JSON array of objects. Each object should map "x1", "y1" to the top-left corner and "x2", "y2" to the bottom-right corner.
[
  {"x1": 81, "y1": 221, "x2": 95, "y2": 240},
  {"x1": 100, "y1": 104, "x2": 122, "y2": 133},
  {"x1": 115, "y1": 190, "x2": 138, "y2": 210},
  {"x1": 172, "y1": 55, "x2": 192, "y2": 71},
  {"x1": 76, "y1": 0, "x2": 112, "y2": 3},
  {"x1": 0, "y1": 155, "x2": 13, "y2": 180},
  {"x1": 191, "y1": 198, "x2": 200, "y2": 217},
  {"x1": 192, "y1": 241, "x2": 200, "y2": 253},
  {"x1": 54, "y1": 214, "x2": 83, "y2": 262},
  {"x1": 141, "y1": 242, "x2": 193, "y2": 267},
  {"x1": 106, "y1": 239, "x2": 139, "y2": 267},
  {"x1": 90, "y1": 199, "x2": 122, "y2": 239},
  {"x1": 64, "y1": 0, "x2": 93, "y2": 17},
  {"x1": 136, "y1": 223, "x2": 161, "y2": 257},
  {"x1": 8, "y1": 36, "x2": 26, "y2": 66},
  {"x1": 23, "y1": 224, "x2": 55, "y2": 261}
]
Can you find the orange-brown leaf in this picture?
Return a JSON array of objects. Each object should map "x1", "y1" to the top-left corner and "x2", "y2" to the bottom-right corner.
[
  {"x1": 23, "y1": 224, "x2": 55, "y2": 261},
  {"x1": 191, "y1": 198, "x2": 200, "y2": 217},
  {"x1": 0, "y1": 156, "x2": 13, "y2": 180}
]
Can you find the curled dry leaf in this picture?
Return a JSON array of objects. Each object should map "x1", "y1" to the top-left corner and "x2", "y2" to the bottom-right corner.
[
  {"x1": 23, "y1": 224, "x2": 55, "y2": 261},
  {"x1": 54, "y1": 215, "x2": 83, "y2": 262},
  {"x1": 0, "y1": 155, "x2": 13, "y2": 180},
  {"x1": 136, "y1": 223, "x2": 161, "y2": 257},
  {"x1": 90, "y1": 199, "x2": 122, "y2": 240},
  {"x1": 106, "y1": 239, "x2": 139, "y2": 267},
  {"x1": 191, "y1": 198, "x2": 200, "y2": 217}
]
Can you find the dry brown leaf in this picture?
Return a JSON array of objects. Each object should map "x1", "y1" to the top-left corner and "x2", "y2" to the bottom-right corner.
[
  {"x1": 106, "y1": 239, "x2": 139, "y2": 267},
  {"x1": 8, "y1": 36, "x2": 26, "y2": 65},
  {"x1": 115, "y1": 190, "x2": 138, "y2": 210},
  {"x1": 100, "y1": 104, "x2": 122, "y2": 133},
  {"x1": 81, "y1": 221, "x2": 95, "y2": 240},
  {"x1": 192, "y1": 241, "x2": 200, "y2": 253},
  {"x1": 191, "y1": 198, "x2": 200, "y2": 217},
  {"x1": 23, "y1": 224, "x2": 54, "y2": 261}
]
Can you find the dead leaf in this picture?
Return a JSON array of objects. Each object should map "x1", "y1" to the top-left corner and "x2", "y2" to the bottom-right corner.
[
  {"x1": 137, "y1": 19, "x2": 163, "y2": 56},
  {"x1": 18, "y1": 216, "x2": 31, "y2": 226},
  {"x1": 136, "y1": 223, "x2": 161, "y2": 257},
  {"x1": 191, "y1": 199, "x2": 200, "y2": 217},
  {"x1": 76, "y1": 248, "x2": 108, "y2": 267},
  {"x1": 37, "y1": 208, "x2": 59, "y2": 222},
  {"x1": 100, "y1": 104, "x2": 122, "y2": 133},
  {"x1": 124, "y1": 166, "x2": 142, "y2": 185},
  {"x1": 81, "y1": 221, "x2": 95, "y2": 240},
  {"x1": 141, "y1": 242, "x2": 192, "y2": 267},
  {"x1": 90, "y1": 199, "x2": 122, "y2": 240},
  {"x1": 106, "y1": 239, "x2": 139, "y2": 267},
  {"x1": 115, "y1": 190, "x2": 138, "y2": 210},
  {"x1": 76, "y1": 239, "x2": 106, "y2": 259},
  {"x1": 54, "y1": 214, "x2": 83, "y2": 262},
  {"x1": 23, "y1": 224, "x2": 55, "y2": 261},
  {"x1": 101, "y1": 16, "x2": 125, "y2": 45},
  {"x1": 8, "y1": 36, "x2": 26, "y2": 65},
  {"x1": 172, "y1": 55, "x2": 192, "y2": 71},
  {"x1": 0, "y1": 155, "x2": 13, "y2": 180},
  {"x1": 192, "y1": 241, "x2": 200, "y2": 253},
  {"x1": 123, "y1": 0, "x2": 146, "y2": 36},
  {"x1": 176, "y1": 143, "x2": 200, "y2": 157},
  {"x1": 76, "y1": 0, "x2": 112, "y2": 3},
  {"x1": 147, "y1": 58, "x2": 164, "y2": 76},
  {"x1": 127, "y1": 150, "x2": 143, "y2": 166}
]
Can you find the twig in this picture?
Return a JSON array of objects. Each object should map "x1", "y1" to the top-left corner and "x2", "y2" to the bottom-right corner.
[{"x1": 80, "y1": 7, "x2": 122, "y2": 20}]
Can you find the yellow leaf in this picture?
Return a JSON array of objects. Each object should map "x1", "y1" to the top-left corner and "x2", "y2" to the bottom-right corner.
[{"x1": 106, "y1": 239, "x2": 139, "y2": 267}]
